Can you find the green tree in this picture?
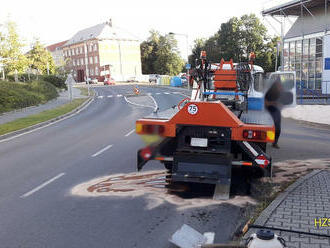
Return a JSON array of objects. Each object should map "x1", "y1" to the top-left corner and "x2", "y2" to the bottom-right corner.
[
  {"x1": 189, "y1": 14, "x2": 278, "y2": 72},
  {"x1": 141, "y1": 30, "x2": 184, "y2": 75},
  {"x1": 0, "y1": 21, "x2": 29, "y2": 75},
  {"x1": 188, "y1": 38, "x2": 205, "y2": 67},
  {"x1": 27, "y1": 40, "x2": 55, "y2": 75}
]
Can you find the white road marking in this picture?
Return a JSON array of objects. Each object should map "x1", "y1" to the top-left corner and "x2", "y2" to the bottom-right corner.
[
  {"x1": 156, "y1": 93, "x2": 161, "y2": 95},
  {"x1": 125, "y1": 129, "x2": 135, "y2": 137},
  {"x1": 91, "y1": 144, "x2": 113, "y2": 157},
  {"x1": 124, "y1": 96, "x2": 155, "y2": 109},
  {"x1": 117, "y1": 94, "x2": 123, "y2": 97},
  {"x1": 164, "y1": 92, "x2": 170, "y2": 95},
  {"x1": 148, "y1": 95, "x2": 159, "y2": 113},
  {"x1": 97, "y1": 96, "x2": 104, "y2": 99},
  {"x1": 147, "y1": 93, "x2": 152, "y2": 96},
  {"x1": 107, "y1": 95, "x2": 113, "y2": 98},
  {"x1": 173, "y1": 92, "x2": 180, "y2": 94},
  {"x1": 20, "y1": 173, "x2": 66, "y2": 198}
]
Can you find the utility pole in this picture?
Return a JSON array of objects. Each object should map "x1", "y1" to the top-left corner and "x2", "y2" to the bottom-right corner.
[
  {"x1": 84, "y1": 42, "x2": 90, "y2": 96},
  {"x1": 117, "y1": 39, "x2": 124, "y2": 81}
]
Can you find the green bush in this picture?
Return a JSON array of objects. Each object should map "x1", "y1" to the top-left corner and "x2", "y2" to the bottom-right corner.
[
  {"x1": 6, "y1": 74, "x2": 67, "y2": 89},
  {"x1": 40, "y1": 75, "x2": 67, "y2": 89},
  {"x1": 0, "y1": 80, "x2": 58, "y2": 113}
]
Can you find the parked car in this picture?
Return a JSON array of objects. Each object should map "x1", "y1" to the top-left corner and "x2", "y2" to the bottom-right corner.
[
  {"x1": 149, "y1": 74, "x2": 159, "y2": 83},
  {"x1": 181, "y1": 76, "x2": 188, "y2": 86},
  {"x1": 127, "y1": 76, "x2": 137, "y2": 82},
  {"x1": 86, "y1": 78, "x2": 98, "y2": 84},
  {"x1": 104, "y1": 78, "x2": 115, "y2": 85}
]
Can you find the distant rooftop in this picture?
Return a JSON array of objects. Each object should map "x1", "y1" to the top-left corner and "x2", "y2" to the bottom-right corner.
[
  {"x1": 262, "y1": 0, "x2": 325, "y2": 16},
  {"x1": 65, "y1": 21, "x2": 139, "y2": 46},
  {"x1": 46, "y1": 40, "x2": 68, "y2": 52}
]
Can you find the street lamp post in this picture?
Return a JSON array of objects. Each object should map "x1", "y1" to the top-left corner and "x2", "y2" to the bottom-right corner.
[{"x1": 169, "y1": 32, "x2": 190, "y2": 90}]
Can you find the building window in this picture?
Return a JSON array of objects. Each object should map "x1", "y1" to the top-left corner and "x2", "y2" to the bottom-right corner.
[
  {"x1": 80, "y1": 47, "x2": 83, "y2": 54},
  {"x1": 72, "y1": 48, "x2": 75, "y2": 56},
  {"x1": 77, "y1": 59, "x2": 80, "y2": 66},
  {"x1": 85, "y1": 57, "x2": 88, "y2": 65},
  {"x1": 94, "y1": 44, "x2": 97, "y2": 51},
  {"x1": 315, "y1": 37, "x2": 323, "y2": 90},
  {"x1": 89, "y1": 44, "x2": 93, "y2": 52},
  {"x1": 68, "y1": 49, "x2": 71, "y2": 56},
  {"x1": 73, "y1": 59, "x2": 76, "y2": 66},
  {"x1": 90, "y1": 68, "x2": 94, "y2": 76},
  {"x1": 80, "y1": 58, "x2": 84, "y2": 65},
  {"x1": 94, "y1": 56, "x2": 98, "y2": 64},
  {"x1": 95, "y1": 67, "x2": 99, "y2": 75},
  {"x1": 89, "y1": 56, "x2": 93, "y2": 64}
]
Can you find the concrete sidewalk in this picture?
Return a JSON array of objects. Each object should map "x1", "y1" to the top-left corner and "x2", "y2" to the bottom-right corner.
[
  {"x1": 245, "y1": 170, "x2": 330, "y2": 248},
  {"x1": 0, "y1": 87, "x2": 86, "y2": 125}
]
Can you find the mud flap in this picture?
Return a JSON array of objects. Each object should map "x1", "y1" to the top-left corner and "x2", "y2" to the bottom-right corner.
[{"x1": 213, "y1": 182, "x2": 231, "y2": 200}]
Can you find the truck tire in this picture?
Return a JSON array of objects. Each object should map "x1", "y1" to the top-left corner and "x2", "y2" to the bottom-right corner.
[{"x1": 164, "y1": 162, "x2": 173, "y2": 171}]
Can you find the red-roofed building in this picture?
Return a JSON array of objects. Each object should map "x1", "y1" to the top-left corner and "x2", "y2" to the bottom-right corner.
[{"x1": 46, "y1": 40, "x2": 68, "y2": 67}]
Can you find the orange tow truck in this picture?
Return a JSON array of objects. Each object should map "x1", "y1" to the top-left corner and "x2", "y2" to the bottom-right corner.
[{"x1": 135, "y1": 52, "x2": 295, "y2": 199}]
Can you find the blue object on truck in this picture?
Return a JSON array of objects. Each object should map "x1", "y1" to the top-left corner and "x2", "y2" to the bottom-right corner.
[
  {"x1": 170, "y1": 76, "x2": 182, "y2": 87},
  {"x1": 248, "y1": 97, "x2": 264, "y2": 110}
]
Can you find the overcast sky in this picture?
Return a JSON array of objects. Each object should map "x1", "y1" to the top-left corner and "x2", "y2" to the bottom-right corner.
[{"x1": 0, "y1": 0, "x2": 289, "y2": 58}]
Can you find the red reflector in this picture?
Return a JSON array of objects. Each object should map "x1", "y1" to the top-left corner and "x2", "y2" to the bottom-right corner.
[
  {"x1": 243, "y1": 130, "x2": 266, "y2": 140},
  {"x1": 255, "y1": 155, "x2": 270, "y2": 168},
  {"x1": 140, "y1": 147, "x2": 152, "y2": 160}
]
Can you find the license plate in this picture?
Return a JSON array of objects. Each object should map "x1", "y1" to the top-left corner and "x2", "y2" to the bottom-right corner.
[{"x1": 190, "y1": 138, "x2": 208, "y2": 147}]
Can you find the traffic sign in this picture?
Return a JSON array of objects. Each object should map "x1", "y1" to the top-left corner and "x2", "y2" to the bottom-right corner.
[{"x1": 185, "y1": 64, "x2": 191, "y2": 70}]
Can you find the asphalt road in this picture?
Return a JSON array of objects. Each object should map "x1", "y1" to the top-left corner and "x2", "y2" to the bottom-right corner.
[{"x1": 0, "y1": 85, "x2": 329, "y2": 248}]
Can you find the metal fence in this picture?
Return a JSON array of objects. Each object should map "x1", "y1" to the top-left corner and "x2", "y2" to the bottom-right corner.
[{"x1": 296, "y1": 81, "x2": 330, "y2": 105}]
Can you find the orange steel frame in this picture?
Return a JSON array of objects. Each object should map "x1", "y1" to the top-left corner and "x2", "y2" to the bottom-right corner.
[
  {"x1": 213, "y1": 59, "x2": 237, "y2": 90},
  {"x1": 136, "y1": 101, "x2": 275, "y2": 143}
]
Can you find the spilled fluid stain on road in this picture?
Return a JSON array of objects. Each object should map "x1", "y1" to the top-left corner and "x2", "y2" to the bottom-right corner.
[
  {"x1": 71, "y1": 158, "x2": 330, "y2": 210},
  {"x1": 71, "y1": 170, "x2": 256, "y2": 210}
]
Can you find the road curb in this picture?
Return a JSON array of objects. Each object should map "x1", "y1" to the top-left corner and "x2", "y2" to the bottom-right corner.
[
  {"x1": 0, "y1": 95, "x2": 94, "y2": 142},
  {"x1": 243, "y1": 169, "x2": 322, "y2": 238}
]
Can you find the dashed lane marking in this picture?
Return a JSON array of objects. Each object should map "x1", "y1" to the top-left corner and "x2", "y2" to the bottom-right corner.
[
  {"x1": 117, "y1": 94, "x2": 123, "y2": 97},
  {"x1": 156, "y1": 93, "x2": 161, "y2": 95},
  {"x1": 91, "y1": 144, "x2": 113, "y2": 158},
  {"x1": 97, "y1": 96, "x2": 104, "y2": 99},
  {"x1": 125, "y1": 129, "x2": 135, "y2": 137},
  {"x1": 20, "y1": 173, "x2": 66, "y2": 198},
  {"x1": 164, "y1": 92, "x2": 170, "y2": 95},
  {"x1": 107, "y1": 95, "x2": 113, "y2": 98}
]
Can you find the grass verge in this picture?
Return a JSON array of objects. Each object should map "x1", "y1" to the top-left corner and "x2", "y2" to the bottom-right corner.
[
  {"x1": 0, "y1": 98, "x2": 86, "y2": 136},
  {"x1": 77, "y1": 87, "x2": 89, "y2": 96}
]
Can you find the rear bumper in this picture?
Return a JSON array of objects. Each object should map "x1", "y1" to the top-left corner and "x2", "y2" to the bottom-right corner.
[{"x1": 171, "y1": 152, "x2": 232, "y2": 185}]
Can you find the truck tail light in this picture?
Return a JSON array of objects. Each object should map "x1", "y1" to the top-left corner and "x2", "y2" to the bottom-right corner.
[
  {"x1": 136, "y1": 123, "x2": 165, "y2": 136},
  {"x1": 255, "y1": 155, "x2": 270, "y2": 168},
  {"x1": 140, "y1": 147, "x2": 153, "y2": 161},
  {"x1": 243, "y1": 130, "x2": 266, "y2": 140}
]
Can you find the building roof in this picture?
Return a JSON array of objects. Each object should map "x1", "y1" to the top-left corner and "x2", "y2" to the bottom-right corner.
[
  {"x1": 262, "y1": 0, "x2": 325, "y2": 16},
  {"x1": 46, "y1": 40, "x2": 68, "y2": 52},
  {"x1": 65, "y1": 22, "x2": 139, "y2": 46}
]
